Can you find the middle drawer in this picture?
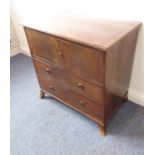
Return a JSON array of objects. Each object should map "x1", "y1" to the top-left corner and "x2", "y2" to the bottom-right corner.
[{"x1": 33, "y1": 58, "x2": 104, "y2": 105}]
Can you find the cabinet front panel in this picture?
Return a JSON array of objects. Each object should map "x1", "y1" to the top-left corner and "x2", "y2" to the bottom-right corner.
[
  {"x1": 25, "y1": 28, "x2": 105, "y2": 85},
  {"x1": 57, "y1": 38, "x2": 104, "y2": 84},
  {"x1": 25, "y1": 28, "x2": 58, "y2": 64}
]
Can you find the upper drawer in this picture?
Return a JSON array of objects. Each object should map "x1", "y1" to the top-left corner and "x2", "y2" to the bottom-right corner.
[
  {"x1": 25, "y1": 27, "x2": 105, "y2": 84},
  {"x1": 25, "y1": 28, "x2": 58, "y2": 64}
]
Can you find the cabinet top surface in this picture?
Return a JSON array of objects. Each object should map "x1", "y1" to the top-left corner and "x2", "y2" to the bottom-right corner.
[{"x1": 23, "y1": 14, "x2": 141, "y2": 50}]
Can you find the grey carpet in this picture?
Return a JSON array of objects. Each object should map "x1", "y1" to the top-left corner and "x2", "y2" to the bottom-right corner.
[{"x1": 10, "y1": 54, "x2": 144, "y2": 155}]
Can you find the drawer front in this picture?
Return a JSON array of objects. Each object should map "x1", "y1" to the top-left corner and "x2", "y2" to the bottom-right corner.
[
  {"x1": 38, "y1": 75, "x2": 102, "y2": 119},
  {"x1": 25, "y1": 28, "x2": 58, "y2": 64},
  {"x1": 33, "y1": 58, "x2": 104, "y2": 105},
  {"x1": 57, "y1": 38, "x2": 104, "y2": 84}
]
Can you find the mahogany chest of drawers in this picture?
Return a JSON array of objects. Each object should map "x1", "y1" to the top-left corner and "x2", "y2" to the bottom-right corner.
[{"x1": 24, "y1": 17, "x2": 141, "y2": 135}]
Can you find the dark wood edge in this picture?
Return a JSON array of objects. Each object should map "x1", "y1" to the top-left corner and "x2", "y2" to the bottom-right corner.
[{"x1": 102, "y1": 52, "x2": 106, "y2": 122}]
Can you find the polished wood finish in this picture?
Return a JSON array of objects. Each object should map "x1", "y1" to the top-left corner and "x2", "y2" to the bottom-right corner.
[
  {"x1": 24, "y1": 18, "x2": 141, "y2": 136},
  {"x1": 56, "y1": 38, "x2": 105, "y2": 83},
  {"x1": 25, "y1": 28, "x2": 58, "y2": 64},
  {"x1": 38, "y1": 75, "x2": 102, "y2": 119},
  {"x1": 33, "y1": 58, "x2": 104, "y2": 104},
  {"x1": 103, "y1": 27, "x2": 140, "y2": 123}
]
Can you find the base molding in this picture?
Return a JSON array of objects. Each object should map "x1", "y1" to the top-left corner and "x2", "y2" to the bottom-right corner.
[{"x1": 128, "y1": 88, "x2": 144, "y2": 106}]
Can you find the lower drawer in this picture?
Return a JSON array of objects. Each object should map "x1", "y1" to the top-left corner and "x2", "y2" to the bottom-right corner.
[{"x1": 38, "y1": 75, "x2": 103, "y2": 120}]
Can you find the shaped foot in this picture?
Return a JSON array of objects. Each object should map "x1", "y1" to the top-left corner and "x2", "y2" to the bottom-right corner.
[
  {"x1": 122, "y1": 91, "x2": 128, "y2": 102},
  {"x1": 99, "y1": 124, "x2": 106, "y2": 136},
  {"x1": 40, "y1": 90, "x2": 45, "y2": 99}
]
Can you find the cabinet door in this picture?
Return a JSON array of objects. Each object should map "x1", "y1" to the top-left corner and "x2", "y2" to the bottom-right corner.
[
  {"x1": 25, "y1": 28, "x2": 58, "y2": 64},
  {"x1": 57, "y1": 38, "x2": 105, "y2": 84}
]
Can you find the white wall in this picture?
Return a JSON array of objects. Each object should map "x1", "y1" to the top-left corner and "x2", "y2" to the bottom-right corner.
[
  {"x1": 10, "y1": 0, "x2": 144, "y2": 106},
  {"x1": 10, "y1": 19, "x2": 21, "y2": 57}
]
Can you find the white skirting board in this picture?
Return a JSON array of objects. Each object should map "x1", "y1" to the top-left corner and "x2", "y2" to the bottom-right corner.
[
  {"x1": 10, "y1": 20, "x2": 21, "y2": 57},
  {"x1": 21, "y1": 46, "x2": 31, "y2": 57},
  {"x1": 10, "y1": 49, "x2": 21, "y2": 57},
  {"x1": 21, "y1": 48, "x2": 144, "y2": 106},
  {"x1": 128, "y1": 88, "x2": 144, "y2": 106}
]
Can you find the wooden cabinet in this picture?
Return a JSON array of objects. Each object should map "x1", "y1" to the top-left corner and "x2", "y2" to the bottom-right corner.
[{"x1": 24, "y1": 17, "x2": 141, "y2": 135}]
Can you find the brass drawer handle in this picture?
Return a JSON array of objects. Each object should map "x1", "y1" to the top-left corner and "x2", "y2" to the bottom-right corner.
[
  {"x1": 58, "y1": 51, "x2": 64, "y2": 57},
  {"x1": 79, "y1": 100, "x2": 85, "y2": 106},
  {"x1": 50, "y1": 85, "x2": 55, "y2": 91},
  {"x1": 77, "y1": 83, "x2": 84, "y2": 90},
  {"x1": 45, "y1": 68, "x2": 51, "y2": 74}
]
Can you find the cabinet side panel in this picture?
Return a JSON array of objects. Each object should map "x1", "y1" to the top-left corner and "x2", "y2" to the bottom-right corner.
[{"x1": 104, "y1": 26, "x2": 140, "y2": 123}]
